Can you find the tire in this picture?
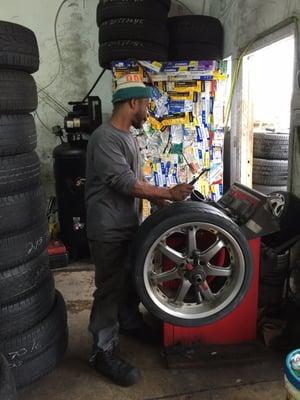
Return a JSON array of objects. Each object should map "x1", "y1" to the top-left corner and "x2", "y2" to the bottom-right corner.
[
  {"x1": 169, "y1": 42, "x2": 223, "y2": 61},
  {"x1": 252, "y1": 158, "x2": 288, "y2": 186},
  {"x1": 262, "y1": 191, "x2": 300, "y2": 248},
  {"x1": 0, "y1": 353, "x2": 17, "y2": 400},
  {"x1": 99, "y1": 41, "x2": 168, "y2": 69},
  {"x1": 0, "y1": 291, "x2": 68, "y2": 389},
  {"x1": 253, "y1": 132, "x2": 289, "y2": 160},
  {"x1": 259, "y1": 283, "x2": 284, "y2": 307},
  {"x1": 0, "y1": 219, "x2": 48, "y2": 271},
  {"x1": 0, "y1": 274, "x2": 55, "y2": 341},
  {"x1": 168, "y1": 16, "x2": 223, "y2": 45},
  {"x1": 0, "y1": 114, "x2": 37, "y2": 156},
  {"x1": 13, "y1": 329, "x2": 67, "y2": 389},
  {"x1": 134, "y1": 201, "x2": 253, "y2": 327},
  {"x1": 260, "y1": 245, "x2": 289, "y2": 286},
  {"x1": 0, "y1": 151, "x2": 40, "y2": 196},
  {"x1": 97, "y1": 0, "x2": 170, "y2": 25},
  {"x1": 0, "y1": 70, "x2": 37, "y2": 113},
  {"x1": 99, "y1": 18, "x2": 169, "y2": 47},
  {"x1": 0, "y1": 185, "x2": 45, "y2": 236},
  {"x1": 0, "y1": 250, "x2": 50, "y2": 305},
  {"x1": 253, "y1": 184, "x2": 287, "y2": 195},
  {"x1": 0, "y1": 21, "x2": 39, "y2": 73}
]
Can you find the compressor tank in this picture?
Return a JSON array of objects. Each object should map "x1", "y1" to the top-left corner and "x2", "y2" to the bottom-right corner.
[{"x1": 53, "y1": 140, "x2": 89, "y2": 259}]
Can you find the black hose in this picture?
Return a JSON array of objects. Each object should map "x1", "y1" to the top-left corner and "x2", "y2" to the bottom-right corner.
[{"x1": 82, "y1": 69, "x2": 107, "y2": 102}]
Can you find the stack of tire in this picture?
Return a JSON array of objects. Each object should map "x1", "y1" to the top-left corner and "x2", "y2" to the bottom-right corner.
[
  {"x1": 97, "y1": 0, "x2": 170, "y2": 69},
  {"x1": 0, "y1": 21, "x2": 68, "y2": 389},
  {"x1": 259, "y1": 245, "x2": 290, "y2": 308},
  {"x1": 168, "y1": 16, "x2": 223, "y2": 60},
  {"x1": 252, "y1": 131, "x2": 289, "y2": 194},
  {"x1": 259, "y1": 191, "x2": 300, "y2": 309},
  {"x1": 0, "y1": 353, "x2": 17, "y2": 400}
]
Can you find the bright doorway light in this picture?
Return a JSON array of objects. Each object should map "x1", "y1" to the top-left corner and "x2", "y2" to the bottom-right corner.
[
  {"x1": 240, "y1": 34, "x2": 295, "y2": 186},
  {"x1": 249, "y1": 35, "x2": 295, "y2": 132}
]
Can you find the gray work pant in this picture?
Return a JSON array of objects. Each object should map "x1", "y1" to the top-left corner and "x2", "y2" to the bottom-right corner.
[{"x1": 88, "y1": 240, "x2": 142, "y2": 351}]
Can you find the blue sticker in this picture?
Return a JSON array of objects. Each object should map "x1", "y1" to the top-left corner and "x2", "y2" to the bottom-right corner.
[
  {"x1": 196, "y1": 126, "x2": 203, "y2": 142},
  {"x1": 168, "y1": 101, "x2": 185, "y2": 114}
]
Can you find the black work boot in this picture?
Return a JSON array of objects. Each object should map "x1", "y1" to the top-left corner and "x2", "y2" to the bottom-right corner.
[{"x1": 94, "y1": 346, "x2": 141, "y2": 387}]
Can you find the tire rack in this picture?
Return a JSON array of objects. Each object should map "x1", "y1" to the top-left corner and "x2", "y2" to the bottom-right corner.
[
  {"x1": 97, "y1": 0, "x2": 170, "y2": 69},
  {"x1": 252, "y1": 131, "x2": 289, "y2": 194},
  {"x1": 0, "y1": 21, "x2": 68, "y2": 389}
]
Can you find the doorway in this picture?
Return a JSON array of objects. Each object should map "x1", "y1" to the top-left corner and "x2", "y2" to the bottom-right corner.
[{"x1": 241, "y1": 32, "x2": 295, "y2": 193}]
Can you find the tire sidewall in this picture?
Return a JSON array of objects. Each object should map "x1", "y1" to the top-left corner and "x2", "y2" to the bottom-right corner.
[{"x1": 134, "y1": 206, "x2": 253, "y2": 327}]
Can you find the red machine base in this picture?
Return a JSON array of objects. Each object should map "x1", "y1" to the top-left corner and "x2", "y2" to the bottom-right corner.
[{"x1": 164, "y1": 238, "x2": 261, "y2": 347}]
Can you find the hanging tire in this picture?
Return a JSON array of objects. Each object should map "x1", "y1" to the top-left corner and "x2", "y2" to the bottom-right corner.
[
  {"x1": 97, "y1": 0, "x2": 170, "y2": 25},
  {"x1": 0, "y1": 219, "x2": 48, "y2": 271},
  {"x1": 0, "y1": 21, "x2": 39, "y2": 73},
  {"x1": 262, "y1": 191, "x2": 300, "y2": 248},
  {"x1": 0, "y1": 291, "x2": 68, "y2": 389},
  {"x1": 0, "y1": 250, "x2": 50, "y2": 305},
  {"x1": 0, "y1": 114, "x2": 37, "y2": 156},
  {"x1": 0, "y1": 151, "x2": 40, "y2": 196},
  {"x1": 0, "y1": 185, "x2": 45, "y2": 236},
  {"x1": 99, "y1": 18, "x2": 169, "y2": 46},
  {"x1": 253, "y1": 184, "x2": 287, "y2": 195},
  {"x1": 0, "y1": 274, "x2": 55, "y2": 341},
  {"x1": 134, "y1": 201, "x2": 253, "y2": 327},
  {"x1": 169, "y1": 42, "x2": 223, "y2": 61},
  {"x1": 99, "y1": 40, "x2": 168, "y2": 69},
  {"x1": 168, "y1": 16, "x2": 223, "y2": 45},
  {"x1": 0, "y1": 70, "x2": 37, "y2": 113},
  {"x1": 252, "y1": 158, "x2": 288, "y2": 186},
  {"x1": 0, "y1": 353, "x2": 17, "y2": 400},
  {"x1": 253, "y1": 132, "x2": 289, "y2": 160}
]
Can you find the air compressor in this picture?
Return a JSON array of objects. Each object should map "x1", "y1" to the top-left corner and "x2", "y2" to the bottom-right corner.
[{"x1": 52, "y1": 96, "x2": 102, "y2": 259}]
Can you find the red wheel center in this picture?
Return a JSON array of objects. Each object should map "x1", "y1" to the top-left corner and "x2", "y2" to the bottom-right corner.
[{"x1": 185, "y1": 263, "x2": 194, "y2": 271}]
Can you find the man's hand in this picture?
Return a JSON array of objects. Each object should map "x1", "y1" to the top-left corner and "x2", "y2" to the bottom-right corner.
[
  {"x1": 169, "y1": 183, "x2": 194, "y2": 201},
  {"x1": 132, "y1": 181, "x2": 193, "y2": 202}
]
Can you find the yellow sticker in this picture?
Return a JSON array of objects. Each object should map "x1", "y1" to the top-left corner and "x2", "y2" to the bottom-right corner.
[
  {"x1": 174, "y1": 81, "x2": 201, "y2": 93},
  {"x1": 158, "y1": 113, "x2": 185, "y2": 127},
  {"x1": 203, "y1": 151, "x2": 210, "y2": 168},
  {"x1": 169, "y1": 91, "x2": 194, "y2": 101},
  {"x1": 213, "y1": 71, "x2": 227, "y2": 81},
  {"x1": 152, "y1": 61, "x2": 162, "y2": 70},
  {"x1": 148, "y1": 116, "x2": 162, "y2": 131}
]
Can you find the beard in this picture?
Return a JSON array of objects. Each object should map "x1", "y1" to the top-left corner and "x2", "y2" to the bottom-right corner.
[{"x1": 132, "y1": 111, "x2": 146, "y2": 129}]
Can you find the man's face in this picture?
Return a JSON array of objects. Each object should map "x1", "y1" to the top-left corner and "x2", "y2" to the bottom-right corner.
[{"x1": 131, "y1": 98, "x2": 150, "y2": 129}]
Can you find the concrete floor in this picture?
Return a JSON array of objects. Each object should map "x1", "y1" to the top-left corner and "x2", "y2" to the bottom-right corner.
[{"x1": 19, "y1": 262, "x2": 287, "y2": 400}]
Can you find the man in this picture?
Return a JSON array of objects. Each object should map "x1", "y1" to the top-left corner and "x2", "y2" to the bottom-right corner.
[{"x1": 85, "y1": 74, "x2": 193, "y2": 387}]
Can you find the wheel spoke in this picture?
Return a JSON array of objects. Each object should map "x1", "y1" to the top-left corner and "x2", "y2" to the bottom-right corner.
[
  {"x1": 201, "y1": 239, "x2": 225, "y2": 263},
  {"x1": 173, "y1": 279, "x2": 191, "y2": 304},
  {"x1": 194, "y1": 287, "x2": 203, "y2": 304},
  {"x1": 187, "y1": 227, "x2": 198, "y2": 255},
  {"x1": 150, "y1": 267, "x2": 180, "y2": 283},
  {"x1": 158, "y1": 243, "x2": 186, "y2": 265},
  {"x1": 205, "y1": 263, "x2": 232, "y2": 277},
  {"x1": 199, "y1": 281, "x2": 216, "y2": 302}
]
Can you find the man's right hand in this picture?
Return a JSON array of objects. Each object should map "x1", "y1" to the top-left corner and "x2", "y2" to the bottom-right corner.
[{"x1": 169, "y1": 183, "x2": 194, "y2": 201}]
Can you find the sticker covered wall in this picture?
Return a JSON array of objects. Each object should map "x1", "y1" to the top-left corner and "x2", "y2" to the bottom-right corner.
[{"x1": 112, "y1": 60, "x2": 228, "y2": 203}]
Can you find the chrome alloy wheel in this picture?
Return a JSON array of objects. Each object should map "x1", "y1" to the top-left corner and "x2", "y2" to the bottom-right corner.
[
  {"x1": 269, "y1": 193, "x2": 285, "y2": 218},
  {"x1": 143, "y1": 222, "x2": 246, "y2": 321}
]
